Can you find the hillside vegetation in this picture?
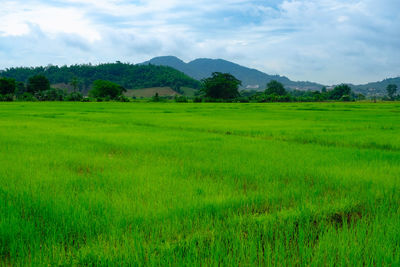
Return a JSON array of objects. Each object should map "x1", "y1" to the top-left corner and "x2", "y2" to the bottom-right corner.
[
  {"x1": 0, "y1": 63, "x2": 201, "y2": 93},
  {"x1": 0, "y1": 102, "x2": 399, "y2": 265}
]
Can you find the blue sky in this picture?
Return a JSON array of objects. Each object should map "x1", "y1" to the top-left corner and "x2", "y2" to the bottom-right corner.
[{"x1": 0, "y1": 0, "x2": 399, "y2": 85}]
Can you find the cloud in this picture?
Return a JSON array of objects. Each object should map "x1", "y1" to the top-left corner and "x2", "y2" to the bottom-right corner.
[{"x1": 0, "y1": 0, "x2": 399, "y2": 84}]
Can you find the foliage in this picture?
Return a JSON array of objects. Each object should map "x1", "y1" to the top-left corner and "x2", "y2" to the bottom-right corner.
[
  {"x1": 386, "y1": 84, "x2": 397, "y2": 100},
  {"x1": 36, "y1": 88, "x2": 65, "y2": 101},
  {"x1": 174, "y1": 95, "x2": 188, "y2": 103},
  {"x1": 201, "y1": 72, "x2": 241, "y2": 99},
  {"x1": 17, "y1": 92, "x2": 37, "y2": 101},
  {"x1": 89, "y1": 80, "x2": 126, "y2": 100},
  {"x1": 0, "y1": 93, "x2": 14, "y2": 101},
  {"x1": 116, "y1": 95, "x2": 130, "y2": 102},
  {"x1": 193, "y1": 96, "x2": 203, "y2": 103},
  {"x1": 151, "y1": 92, "x2": 160, "y2": 102},
  {"x1": 65, "y1": 92, "x2": 83, "y2": 101},
  {"x1": 0, "y1": 77, "x2": 16, "y2": 96},
  {"x1": 328, "y1": 84, "x2": 352, "y2": 100},
  {"x1": 265, "y1": 80, "x2": 287, "y2": 96},
  {"x1": 15, "y1": 81, "x2": 27, "y2": 97},
  {"x1": 27, "y1": 74, "x2": 51, "y2": 94},
  {"x1": 355, "y1": 93, "x2": 366, "y2": 100},
  {"x1": 70, "y1": 77, "x2": 80, "y2": 92},
  {"x1": 1, "y1": 63, "x2": 201, "y2": 93}
]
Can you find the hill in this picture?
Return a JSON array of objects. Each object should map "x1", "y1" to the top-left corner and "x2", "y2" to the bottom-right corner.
[
  {"x1": 350, "y1": 77, "x2": 400, "y2": 96},
  {"x1": 0, "y1": 63, "x2": 201, "y2": 94},
  {"x1": 142, "y1": 56, "x2": 323, "y2": 91}
]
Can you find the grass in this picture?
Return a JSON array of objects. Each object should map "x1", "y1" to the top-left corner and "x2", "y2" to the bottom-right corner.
[{"x1": 0, "y1": 101, "x2": 399, "y2": 266}]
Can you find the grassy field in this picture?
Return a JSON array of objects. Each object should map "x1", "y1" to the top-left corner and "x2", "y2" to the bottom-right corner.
[{"x1": 0, "y1": 102, "x2": 399, "y2": 266}]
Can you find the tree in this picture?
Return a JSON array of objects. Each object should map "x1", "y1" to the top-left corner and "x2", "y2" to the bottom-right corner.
[
  {"x1": 265, "y1": 80, "x2": 287, "y2": 96},
  {"x1": 89, "y1": 80, "x2": 126, "y2": 100},
  {"x1": 70, "y1": 77, "x2": 80, "y2": 93},
  {"x1": 152, "y1": 92, "x2": 160, "y2": 102},
  {"x1": 328, "y1": 84, "x2": 352, "y2": 100},
  {"x1": 201, "y1": 72, "x2": 241, "y2": 99},
  {"x1": 0, "y1": 77, "x2": 16, "y2": 95},
  {"x1": 27, "y1": 75, "x2": 50, "y2": 94},
  {"x1": 386, "y1": 84, "x2": 397, "y2": 100}
]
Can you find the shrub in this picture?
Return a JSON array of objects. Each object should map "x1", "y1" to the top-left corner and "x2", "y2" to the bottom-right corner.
[
  {"x1": 116, "y1": 95, "x2": 130, "y2": 102},
  {"x1": 0, "y1": 77, "x2": 16, "y2": 95},
  {"x1": 0, "y1": 94, "x2": 14, "y2": 101},
  {"x1": 17, "y1": 92, "x2": 37, "y2": 101},
  {"x1": 36, "y1": 88, "x2": 65, "y2": 101},
  {"x1": 174, "y1": 95, "x2": 188, "y2": 103},
  {"x1": 193, "y1": 96, "x2": 203, "y2": 103},
  {"x1": 89, "y1": 80, "x2": 126, "y2": 100},
  {"x1": 65, "y1": 92, "x2": 83, "y2": 101},
  {"x1": 340, "y1": 95, "x2": 351, "y2": 102},
  {"x1": 152, "y1": 93, "x2": 160, "y2": 102},
  {"x1": 236, "y1": 97, "x2": 249, "y2": 103}
]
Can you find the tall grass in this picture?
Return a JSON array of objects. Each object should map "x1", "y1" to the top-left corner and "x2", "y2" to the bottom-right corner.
[{"x1": 0, "y1": 102, "x2": 399, "y2": 265}]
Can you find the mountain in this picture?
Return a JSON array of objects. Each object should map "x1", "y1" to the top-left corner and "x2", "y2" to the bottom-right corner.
[
  {"x1": 350, "y1": 77, "x2": 400, "y2": 96},
  {"x1": 142, "y1": 56, "x2": 323, "y2": 91}
]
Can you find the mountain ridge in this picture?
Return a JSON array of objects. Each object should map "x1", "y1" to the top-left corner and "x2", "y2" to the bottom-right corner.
[
  {"x1": 142, "y1": 56, "x2": 400, "y2": 94},
  {"x1": 142, "y1": 56, "x2": 323, "y2": 91}
]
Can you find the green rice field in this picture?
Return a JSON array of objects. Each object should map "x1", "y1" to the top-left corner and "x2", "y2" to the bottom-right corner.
[{"x1": 0, "y1": 102, "x2": 399, "y2": 265}]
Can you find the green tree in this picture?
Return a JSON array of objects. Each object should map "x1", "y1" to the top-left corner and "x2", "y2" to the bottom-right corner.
[
  {"x1": 70, "y1": 77, "x2": 80, "y2": 93},
  {"x1": 0, "y1": 77, "x2": 16, "y2": 95},
  {"x1": 328, "y1": 84, "x2": 352, "y2": 100},
  {"x1": 386, "y1": 84, "x2": 397, "y2": 100},
  {"x1": 89, "y1": 80, "x2": 126, "y2": 100},
  {"x1": 27, "y1": 75, "x2": 50, "y2": 94},
  {"x1": 201, "y1": 72, "x2": 241, "y2": 99},
  {"x1": 152, "y1": 92, "x2": 160, "y2": 102},
  {"x1": 265, "y1": 80, "x2": 287, "y2": 96}
]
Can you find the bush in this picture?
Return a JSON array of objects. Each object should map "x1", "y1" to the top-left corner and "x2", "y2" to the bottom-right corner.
[
  {"x1": 174, "y1": 95, "x2": 188, "y2": 103},
  {"x1": 81, "y1": 97, "x2": 90, "y2": 102},
  {"x1": 152, "y1": 93, "x2": 160, "y2": 102},
  {"x1": 0, "y1": 77, "x2": 16, "y2": 95},
  {"x1": 116, "y1": 95, "x2": 130, "y2": 102},
  {"x1": 89, "y1": 80, "x2": 126, "y2": 100},
  {"x1": 237, "y1": 97, "x2": 250, "y2": 103},
  {"x1": 203, "y1": 97, "x2": 224, "y2": 103},
  {"x1": 277, "y1": 94, "x2": 292, "y2": 102},
  {"x1": 17, "y1": 92, "x2": 37, "y2": 101},
  {"x1": 340, "y1": 95, "x2": 351, "y2": 102},
  {"x1": 65, "y1": 92, "x2": 83, "y2": 101},
  {"x1": 36, "y1": 88, "x2": 65, "y2": 101},
  {"x1": 193, "y1": 96, "x2": 203, "y2": 103},
  {"x1": 0, "y1": 94, "x2": 14, "y2": 101}
]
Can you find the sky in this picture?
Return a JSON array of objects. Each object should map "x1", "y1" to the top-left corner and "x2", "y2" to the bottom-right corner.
[{"x1": 0, "y1": 0, "x2": 399, "y2": 85}]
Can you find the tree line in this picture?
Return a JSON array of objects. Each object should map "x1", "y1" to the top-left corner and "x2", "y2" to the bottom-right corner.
[
  {"x1": 0, "y1": 62, "x2": 200, "y2": 94},
  {"x1": 0, "y1": 75, "x2": 132, "y2": 102},
  {"x1": 0, "y1": 71, "x2": 398, "y2": 102},
  {"x1": 198, "y1": 72, "x2": 398, "y2": 103}
]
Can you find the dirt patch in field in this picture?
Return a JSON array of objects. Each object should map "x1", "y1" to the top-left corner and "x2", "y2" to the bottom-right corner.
[{"x1": 125, "y1": 87, "x2": 180, "y2": 98}]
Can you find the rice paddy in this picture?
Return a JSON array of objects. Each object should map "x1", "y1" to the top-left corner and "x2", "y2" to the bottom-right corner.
[{"x1": 0, "y1": 101, "x2": 399, "y2": 266}]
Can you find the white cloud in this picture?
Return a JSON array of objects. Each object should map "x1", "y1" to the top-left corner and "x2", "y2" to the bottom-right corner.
[{"x1": 0, "y1": 0, "x2": 399, "y2": 84}]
